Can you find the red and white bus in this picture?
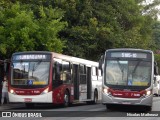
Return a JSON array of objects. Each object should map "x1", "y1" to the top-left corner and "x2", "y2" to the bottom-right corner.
[
  {"x1": 8, "y1": 51, "x2": 102, "y2": 108},
  {"x1": 99, "y1": 48, "x2": 157, "y2": 111}
]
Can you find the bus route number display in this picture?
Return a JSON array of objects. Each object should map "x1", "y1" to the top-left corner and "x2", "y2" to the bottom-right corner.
[
  {"x1": 111, "y1": 52, "x2": 147, "y2": 59},
  {"x1": 13, "y1": 54, "x2": 50, "y2": 60},
  {"x1": 122, "y1": 53, "x2": 138, "y2": 58}
]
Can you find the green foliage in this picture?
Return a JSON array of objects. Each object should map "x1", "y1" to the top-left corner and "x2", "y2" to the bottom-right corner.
[
  {"x1": 152, "y1": 21, "x2": 160, "y2": 49},
  {"x1": 0, "y1": 0, "x2": 160, "y2": 61},
  {"x1": 155, "y1": 54, "x2": 160, "y2": 73},
  {"x1": 0, "y1": 1, "x2": 67, "y2": 58},
  {"x1": 0, "y1": 2, "x2": 37, "y2": 58},
  {"x1": 34, "y1": 6, "x2": 67, "y2": 52},
  {"x1": 53, "y1": 0, "x2": 157, "y2": 60},
  {"x1": 142, "y1": 0, "x2": 160, "y2": 19}
]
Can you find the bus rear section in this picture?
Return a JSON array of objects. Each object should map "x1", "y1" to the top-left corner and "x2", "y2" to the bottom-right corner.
[
  {"x1": 8, "y1": 51, "x2": 102, "y2": 107},
  {"x1": 100, "y1": 49, "x2": 154, "y2": 111},
  {"x1": 51, "y1": 56, "x2": 102, "y2": 105}
]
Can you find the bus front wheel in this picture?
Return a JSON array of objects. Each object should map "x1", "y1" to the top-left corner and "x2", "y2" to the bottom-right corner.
[
  {"x1": 145, "y1": 106, "x2": 152, "y2": 112},
  {"x1": 106, "y1": 104, "x2": 112, "y2": 110},
  {"x1": 25, "y1": 103, "x2": 35, "y2": 108}
]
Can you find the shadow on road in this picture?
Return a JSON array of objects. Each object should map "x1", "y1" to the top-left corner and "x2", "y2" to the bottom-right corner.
[
  {"x1": 8, "y1": 102, "x2": 92, "y2": 110},
  {"x1": 105, "y1": 105, "x2": 150, "y2": 113}
]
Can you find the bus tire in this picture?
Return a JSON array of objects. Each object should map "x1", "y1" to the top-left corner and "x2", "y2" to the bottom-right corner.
[
  {"x1": 87, "y1": 90, "x2": 98, "y2": 104},
  {"x1": 106, "y1": 104, "x2": 112, "y2": 110},
  {"x1": 63, "y1": 91, "x2": 70, "y2": 107},
  {"x1": 145, "y1": 106, "x2": 152, "y2": 112},
  {"x1": 93, "y1": 91, "x2": 98, "y2": 104},
  {"x1": 25, "y1": 103, "x2": 35, "y2": 108}
]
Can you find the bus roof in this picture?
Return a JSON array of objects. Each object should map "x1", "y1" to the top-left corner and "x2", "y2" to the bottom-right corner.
[
  {"x1": 105, "y1": 48, "x2": 153, "y2": 53},
  {"x1": 12, "y1": 51, "x2": 98, "y2": 67}
]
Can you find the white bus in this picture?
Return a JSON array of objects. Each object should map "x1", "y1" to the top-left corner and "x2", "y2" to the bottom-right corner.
[{"x1": 99, "y1": 48, "x2": 157, "y2": 111}]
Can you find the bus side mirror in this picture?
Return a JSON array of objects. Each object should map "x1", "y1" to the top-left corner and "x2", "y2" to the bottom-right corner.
[
  {"x1": 98, "y1": 55, "x2": 104, "y2": 69},
  {"x1": 99, "y1": 55, "x2": 104, "y2": 75},
  {"x1": 154, "y1": 62, "x2": 158, "y2": 75},
  {"x1": 4, "y1": 60, "x2": 7, "y2": 72}
]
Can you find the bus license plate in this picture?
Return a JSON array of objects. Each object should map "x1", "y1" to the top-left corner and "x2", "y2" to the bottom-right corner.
[
  {"x1": 24, "y1": 98, "x2": 32, "y2": 102},
  {"x1": 122, "y1": 101, "x2": 131, "y2": 104}
]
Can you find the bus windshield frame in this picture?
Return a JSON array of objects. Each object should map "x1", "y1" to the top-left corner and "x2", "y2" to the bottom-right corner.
[
  {"x1": 11, "y1": 53, "x2": 51, "y2": 89},
  {"x1": 104, "y1": 51, "x2": 153, "y2": 90}
]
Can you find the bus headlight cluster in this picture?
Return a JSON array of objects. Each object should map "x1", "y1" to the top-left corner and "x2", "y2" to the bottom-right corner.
[
  {"x1": 103, "y1": 88, "x2": 108, "y2": 93},
  {"x1": 10, "y1": 89, "x2": 16, "y2": 94},
  {"x1": 103, "y1": 88, "x2": 111, "y2": 95},
  {"x1": 146, "y1": 90, "x2": 151, "y2": 96}
]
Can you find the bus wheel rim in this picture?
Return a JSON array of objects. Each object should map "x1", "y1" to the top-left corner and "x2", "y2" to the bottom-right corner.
[{"x1": 64, "y1": 94, "x2": 69, "y2": 105}]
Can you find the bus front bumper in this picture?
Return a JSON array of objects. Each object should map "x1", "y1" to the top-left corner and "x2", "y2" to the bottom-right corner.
[
  {"x1": 8, "y1": 92, "x2": 53, "y2": 103},
  {"x1": 102, "y1": 93, "x2": 153, "y2": 107}
]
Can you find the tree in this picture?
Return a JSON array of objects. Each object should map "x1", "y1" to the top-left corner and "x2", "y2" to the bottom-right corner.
[
  {"x1": 1, "y1": 0, "x2": 159, "y2": 60},
  {"x1": 0, "y1": 2, "x2": 67, "y2": 58},
  {"x1": 152, "y1": 21, "x2": 160, "y2": 49},
  {"x1": 53, "y1": 0, "x2": 157, "y2": 60}
]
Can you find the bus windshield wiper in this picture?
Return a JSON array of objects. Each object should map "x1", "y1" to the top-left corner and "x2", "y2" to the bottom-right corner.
[
  {"x1": 31, "y1": 60, "x2": 42, "y2": 77},
  {"x1": 20, "y1": 60, "x2": 26, "y2": 77},
  {"x1": 116, "y1": 59, "x2": 124, "y2": 85},
  {"x1": 132, "y1": 59, "x2": 143, "y2": 74},
  {"x1": 32, "y1": 60, "x2": 42, "y2": 71},
  {"x1": 126, "y1": 59, "x2": 143, "y2": 84}
]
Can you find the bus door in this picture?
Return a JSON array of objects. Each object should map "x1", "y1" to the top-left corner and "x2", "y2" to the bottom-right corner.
[
  {"x1": 73, "y1": 64, "x2": 79, "y2": 100},
  {"x1": 87, "y1": 67, "x2": 91, "y2": 99},
  {"x1": 79, "y1": 65, "x2": 87, "y2": 101}
]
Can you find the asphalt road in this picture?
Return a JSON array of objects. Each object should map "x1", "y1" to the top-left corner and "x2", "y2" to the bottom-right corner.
[{"x1": 0, "y1": 96, "x2": 160, "y2": 120}]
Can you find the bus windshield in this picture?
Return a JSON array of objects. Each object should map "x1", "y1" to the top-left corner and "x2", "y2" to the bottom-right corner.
[
  {"x1": 105, "y1": 60, "x2": 151, "y2": 87},
  {"x1": 12, "y1": 61, "x2": 50, "y2": 86}
]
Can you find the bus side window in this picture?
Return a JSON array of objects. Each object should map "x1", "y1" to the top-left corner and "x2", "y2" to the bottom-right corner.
[
  {"x1": 52, "y1": 58, "x2": 63, "y2": 88},
  {"x1": 53, "y1": 58, "x2": 62, "y2": 81},
  {"x1": 62, "y1": 61, "x2": 71, "y2": 83},
  {"x1": 92, "y1": 66, "x2": 98, "y2": 81},
  {"x1": 96, "y1": 67, "x2": 98, "y2": 76},
  {"x1": 92, "y1": 67, "x2": 96, "y2": 76},
  {"x1": 79, "y1": 64, "x2": 87, "y2": 84},
  {"x1": 98, "y1": 69, "x2": 102, "y2": 77}
]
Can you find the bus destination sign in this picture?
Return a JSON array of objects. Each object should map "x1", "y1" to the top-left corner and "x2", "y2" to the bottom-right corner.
[
  {"x1": 13, "y1": 54, "x2": 50, "y2": 60},
  {"x1": 111, "y1": 52, "x2": 147, "y2": 59}
]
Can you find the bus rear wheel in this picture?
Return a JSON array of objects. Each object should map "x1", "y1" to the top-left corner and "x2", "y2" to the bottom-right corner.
[
  {"x1": 86, "y1": 91, "x2": 98, "y2": 104},
  {"x1": 93, "y1": 91, "x2": 98, "y2": 104},
  {"x1": 63, "y1": 91, "x2": 70, "y2": 107}
]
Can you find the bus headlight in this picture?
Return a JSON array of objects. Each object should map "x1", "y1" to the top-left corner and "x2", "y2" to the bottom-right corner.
[
  {"x1": 144, "y1": 89, "x2": 152, "y2": 97},
  {"x1": 103, "y1": 88, "x2": 112, "y2": 96},
  {"x1": 103, "y1": 88, "x2": 108, "y2": 94},
  {"x1": 146, "y1": 90, "x2": 151, "y2": 96},
  {"x1": 10, "y1": 89, "x2": 15, "y2": 94},
  {"x1": 103, "y1": 87, "x2": 111, "y2": 95}
]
